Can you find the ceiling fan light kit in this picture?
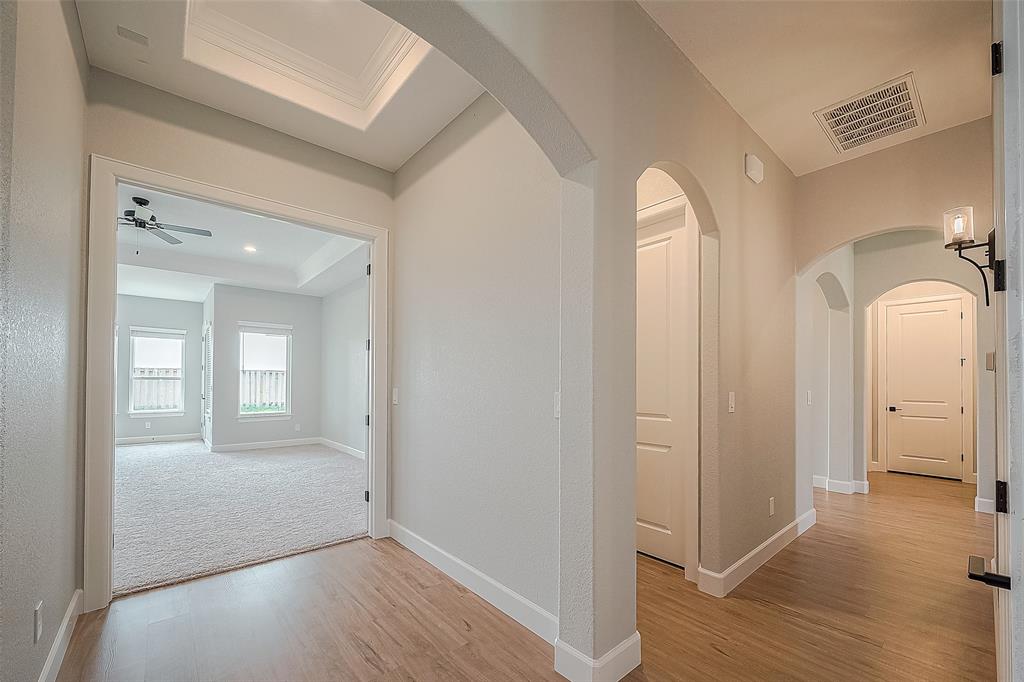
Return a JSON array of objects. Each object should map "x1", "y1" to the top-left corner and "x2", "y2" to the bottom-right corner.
[{"x1": 118, "y1": 195, "x2": 214, "y2": 247}]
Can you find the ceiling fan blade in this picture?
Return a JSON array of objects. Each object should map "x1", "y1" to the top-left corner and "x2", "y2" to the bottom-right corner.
[
  {"x1": 156, "y1": 222, "x2": 213, "y2": 237},
  {"x1": 148, "y1": 227, "x2": 183, "y2": 245}
]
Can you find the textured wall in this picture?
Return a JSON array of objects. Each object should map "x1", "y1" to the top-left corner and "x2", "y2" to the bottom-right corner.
[
  {"x1": 115, "y1": 295, "x2": 204, "y2": 440},
  {"x1": 392, "y1": 93, "x2": 561, "y2": 615},
  {"x1": 0, "y1": 2, "x2": 87, "y2": 680}
]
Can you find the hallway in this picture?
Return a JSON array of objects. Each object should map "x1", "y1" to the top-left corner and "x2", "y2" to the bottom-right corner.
[{"x1": 631, "y1": 472, "x2": 995, "y2": 680}]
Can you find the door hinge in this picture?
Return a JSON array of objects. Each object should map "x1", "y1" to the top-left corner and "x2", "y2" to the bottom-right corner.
[
  {"x1": 366, "y1": 263, "x2": 372, "y2": 276},
  {"x1": 994, "y1": 258, "x2": 1006, "y2": 292},
  {"x1": 961, "y1": 357, "x2": 965, "y2": 366},
  {"x1": 366, "y1": 338, "x2": 371, "y2": 351},
  {"x1": 961, "y1": 405, "x2": 965, "y2": 414},
  {"x1": 364, "y1": 490, "x2": 370, "y2": 503},
  {"x1": 365, "y1": 414, "x2": 370, "y2": 426},
  {"x1": 962, "y1": 453, "x2": 965, "y2": 461},
  {"x1": 993, "y1": 41, "x2": 1004, "y2": 75},
  {"x1": 996, "y1": 480, "x2": 1008, "y2": 513}
]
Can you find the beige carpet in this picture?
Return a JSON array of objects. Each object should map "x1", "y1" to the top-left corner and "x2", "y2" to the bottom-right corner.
[{"x1": 113, "y1": 439, "x2": 366, "y2": 594}]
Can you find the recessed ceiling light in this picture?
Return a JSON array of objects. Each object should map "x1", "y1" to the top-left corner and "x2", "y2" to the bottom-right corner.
[{"x1": 244, "y1": 245, "x2": 257, "y2": 253}]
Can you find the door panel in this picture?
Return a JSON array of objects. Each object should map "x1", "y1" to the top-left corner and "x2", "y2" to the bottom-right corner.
[
  {"x1": 885, "y1": 298, "x2": 964, "y2": 479},
  {"x1": 636, "y1": 212, "x2": 697, "y2": 567}
]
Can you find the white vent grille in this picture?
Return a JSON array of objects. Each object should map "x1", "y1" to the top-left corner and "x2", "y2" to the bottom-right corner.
[{"x1": 815, "y1": 73, "x2": 925, "y2": 153}]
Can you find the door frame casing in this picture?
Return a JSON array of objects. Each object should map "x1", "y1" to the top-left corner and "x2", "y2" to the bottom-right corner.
[
  {"x1": 873, "y1": 291, "x2": 976, "y2": 481},
  {"x1": 83, "y1": 155, "x2": 390, "y2": 612}
]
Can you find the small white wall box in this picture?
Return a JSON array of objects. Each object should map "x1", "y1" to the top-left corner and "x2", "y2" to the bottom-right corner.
[{"x1": 744, "y1": 153, "x2": 764, "y2": 184}]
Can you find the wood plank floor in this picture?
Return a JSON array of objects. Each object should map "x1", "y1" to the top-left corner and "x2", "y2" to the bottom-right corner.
[
  {"x1": 59, "y1": 471, "x2": 994, "y2": 681},
  {"x1": 629, "y1": 472, "x2": 995, "y2": 681}
]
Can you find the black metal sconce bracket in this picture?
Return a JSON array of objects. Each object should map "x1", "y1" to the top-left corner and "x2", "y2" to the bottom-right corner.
[{"x1": 955, "y1": 229, "x2": 1005, "y2": 307}]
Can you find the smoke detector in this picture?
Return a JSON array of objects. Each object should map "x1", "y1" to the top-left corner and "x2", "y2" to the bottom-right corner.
[{"x1": 815, "y1": 73, "x2": 925, "y2": 154}]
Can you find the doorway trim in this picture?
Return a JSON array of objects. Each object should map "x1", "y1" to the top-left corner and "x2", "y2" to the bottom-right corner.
[
  {"x1": 872, "y1": 290, "x2": 976, "y2": 481},
  {"x1": 83, "y1": 155, "x2": 390, "y2": 613}
]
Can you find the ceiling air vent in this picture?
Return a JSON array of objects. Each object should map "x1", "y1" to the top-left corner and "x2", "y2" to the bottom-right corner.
[{"x1": 814, "y1": 73, "x2": 925, "y2": 153}]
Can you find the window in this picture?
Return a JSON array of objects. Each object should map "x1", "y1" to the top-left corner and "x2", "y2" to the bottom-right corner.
[
  {"x1": 239, "y1": 323, "x2": 292, "y2": 417},
  {"x1": 129, "y1": 327, "x2": 186, "y2": 415}
]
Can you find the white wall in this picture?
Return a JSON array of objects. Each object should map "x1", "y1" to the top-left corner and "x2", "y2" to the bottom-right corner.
[
  {"x1": 0, "y1": 2, "x2": 88, "y2": 680},
  {"x1": 854, "y1": 230, "x2": 995, "y2": 496},
  {"x1": 391, "y1": 93, "x2": 561, "y2": 616},
  {"x1": 115, "y1": 295, "x2": 203, "y2": 440},
  {"x1": 795, "y1": 245, "x2": 854, "y2": 511},
  {"x1": 321, "y1": 247, "x2": 370, "y2": 455},
  {"x1": 209, "y1": 284, "x2": 322, "y2": 449}
]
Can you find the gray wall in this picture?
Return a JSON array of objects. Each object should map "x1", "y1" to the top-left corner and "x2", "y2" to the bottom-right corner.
[
  {"x1": 391, "y1": 94, "x2": 561, "y2": 614},
  {"x1": 320, "y1": 258, "x2": 369, "y2": 454},
  {"x1": 210, "y1": 284, "x2": 322, "y2": 449},
  {"x1": 0, "y1": 2, "x2": 88, "y2": 680},
  {"x1": 115, "y1": 295, "x2": 203, "y2": 440}
]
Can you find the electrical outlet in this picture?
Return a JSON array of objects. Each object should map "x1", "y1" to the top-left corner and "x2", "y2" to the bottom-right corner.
[
  {"x1": 728, "y1": 392, "x2": 736, "y2": 413},
  {"x1": 34, "y1": 601, "x2": 42, "y2": 644},
  {"x1": 769, "y1": 496, "x2": 775, "y2": 517},
  {"x1": 144, "y1": 421, "x2": 151, "y2": 429},
  {"x1": 294, "y1": 423, "x2": 301, "y2": 432}
]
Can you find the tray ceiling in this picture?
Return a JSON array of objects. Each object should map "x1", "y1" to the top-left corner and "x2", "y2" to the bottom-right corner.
[{"x1": 76, "y1": 0, "x2": 484, "y2": 171}]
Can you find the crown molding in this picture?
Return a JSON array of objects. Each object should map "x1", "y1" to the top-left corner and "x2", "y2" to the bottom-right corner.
[{"x1": 185, "y1": 0, "x2": 418, "y2": 111}]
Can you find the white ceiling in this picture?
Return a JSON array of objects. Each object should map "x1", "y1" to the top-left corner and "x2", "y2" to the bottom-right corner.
[
  {"x1": 116, "y1": 182, "x2": 368, "y2": 301},
  {"x1": 639, "y1": 1, "x2": 992, "y2": 176},
  {"x1": 76, "y1": 0, "x2": 484, "y2": 171}
]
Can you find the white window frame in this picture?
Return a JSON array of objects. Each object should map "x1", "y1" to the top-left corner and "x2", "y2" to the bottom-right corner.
[
  {"x1": 237, "y1": 321, "x2": 293, "y2": 421},
  {"x1": 128, "y1": 325, "x2": 186, "y2": 417}
]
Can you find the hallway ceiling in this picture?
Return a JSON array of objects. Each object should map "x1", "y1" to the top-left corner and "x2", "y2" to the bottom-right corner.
[
  {"x1": 639, "y1": 0, "x2": 992, "y2": 176},
  {"x1": 75, "y1": 0, "x2": 484, "y2": 171},
  {"x1": 116, "y1": 183, "x2": 368, "y2": 301}
]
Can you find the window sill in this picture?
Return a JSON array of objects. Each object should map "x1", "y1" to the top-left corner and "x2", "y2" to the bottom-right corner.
[
  {"x1": 128, "y1": 411, "x2": 185, "y2": 419},
  {"x1": 237, "y1": 413, "x2": 292, "y2": 422}
]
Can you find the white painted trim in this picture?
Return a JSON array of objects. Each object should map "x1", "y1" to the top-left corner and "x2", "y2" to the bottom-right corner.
[
  {"x1": 697, "y1": 508, "x2": 816, "y2": 598},
  {"x1": 826, "y1": 479, "x2": 854, "y2": 494},
  {"x1": 210, "y1": 437, "x2": 319, "y2": 453},
  {"x1": 85, "y1": 155, "x2": 390, "y2": 612},
  {"x1": 235, "y1": 414, "x2": 292, "y2": 422},
  {"x1": 976, "y1": 497, "x2": 996, "y2": 514},
  {"x1": 812, "y1": 475, "x2": 828, "y2": 489},
  {"x1": 388, "y1": 520, "x2": 557, "y2": 644},
  {"x1": 37, "y1": 589, "x2": 82, "y2": 682},
  {"x1": 319, "y1": 437, "x2": 366, "y2": 459},
  {"x1": 554, "y1": 631, "x2": 641, "y2": 682},
  {"x1": 636, "y1": 194, "x2": 686, "y2": 230},
  {"x1": 852, "y1": 479, "x2": 870, "y2": 494},
  {"x1": 115, "y1": 432, "x2": 202, "y2": 445}
]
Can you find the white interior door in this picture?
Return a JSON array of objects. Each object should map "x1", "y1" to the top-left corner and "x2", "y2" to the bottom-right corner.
[
  {"x1": 884, "y1": 296, "x2": 965, "y2": 479},
  {"x1": 635, "y1": 208, "x2": 698, "y2": 568}
]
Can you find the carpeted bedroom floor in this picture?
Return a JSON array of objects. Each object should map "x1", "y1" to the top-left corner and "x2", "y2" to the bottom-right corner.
[{"x1": 113, "y1": 439, "x2": 367, "y2": 594}]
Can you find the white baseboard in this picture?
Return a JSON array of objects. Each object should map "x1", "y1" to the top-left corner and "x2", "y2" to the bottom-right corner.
[
  {"x1": 37, "y1": 588, "x2": 82, "y2": 682},
  {"x1": 852, "y1": 480, "x2": 870, "y2": 494},
  {"x1": 554, "y1": 631, "x2": 641, "y2": 682},
  {"x1": 812, "y1": 475, "x2": 828, "y2": 489},
  {"x1": 210, "y1": 437, "x2": 320, "y2": 453},
  {"x1": 697, "y1": 508, "x2": 816, "y2": 598},
  {"x1": 976, "y1": 497, "x2": 996, "y2": 514},
  {"x1": 319, "y1": 437, "x2": 366, "y2": 459},
  {"x1": 825, "y1": 479, "x2": 853, "y2": 494},
  {"x1": 115, "y1": 432, "x2": 201, "y2": 445},
  {"x1": 387, "y1": 520, "x2": 557, "y2": 644}
]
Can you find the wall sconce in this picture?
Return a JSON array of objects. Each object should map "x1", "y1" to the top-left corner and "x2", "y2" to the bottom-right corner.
[{"x1": 944, "y1": 206, "x2": 1004, "y2": 306}]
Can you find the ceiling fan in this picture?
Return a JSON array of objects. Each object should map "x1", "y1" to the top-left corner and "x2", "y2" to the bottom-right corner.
[{"x1": 118, "y1": 196, "x2": 213, "y2": 245}]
